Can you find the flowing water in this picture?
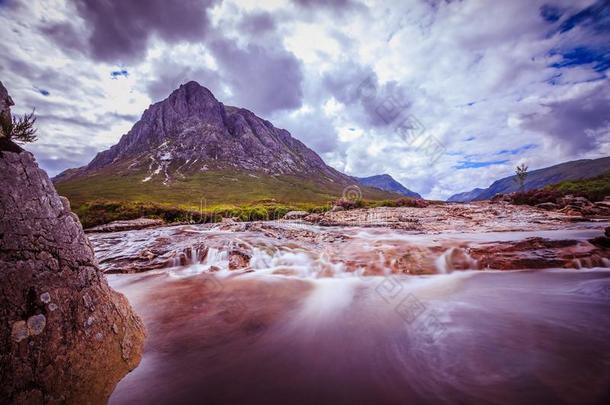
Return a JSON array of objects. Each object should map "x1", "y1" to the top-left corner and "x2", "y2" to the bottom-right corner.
[{"x1": 104, "y1": 224, "x2": 610, "y2": 404}]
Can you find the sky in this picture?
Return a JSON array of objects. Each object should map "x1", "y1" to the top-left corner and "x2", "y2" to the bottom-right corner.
[{"x1": 0, "y1": 0, "x2": 609, "y2": 200}]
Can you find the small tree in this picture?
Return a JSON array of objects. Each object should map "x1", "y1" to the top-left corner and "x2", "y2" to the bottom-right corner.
[
  {"x1": 0, "y1": 110, "x2": 38, "y2": 144},
  {"x1": 514, "y1": 163, "x2": 528, "y2": 191}
]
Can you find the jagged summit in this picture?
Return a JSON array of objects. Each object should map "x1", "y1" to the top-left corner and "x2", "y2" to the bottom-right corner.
[
  {"x1": 53, "y1": 82, "x2": 400, "y2": 206},
  {"x1": 56, "y1": 81, "x2": 349, "y2": 185}
]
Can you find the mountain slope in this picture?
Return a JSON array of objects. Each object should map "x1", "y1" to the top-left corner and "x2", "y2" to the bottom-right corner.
[
  {"x1": 447, "y1": 188, "x2": 485, "y2": 202},
  {"x1": 54, "y1": 81, "x2": 396, "y2": 207},
  {"x1": 356, "y1": 174, "x2": 421, "y2": 198},
  {"x1": 448, "y1": 157, "x2": 610, "y2": 202}
]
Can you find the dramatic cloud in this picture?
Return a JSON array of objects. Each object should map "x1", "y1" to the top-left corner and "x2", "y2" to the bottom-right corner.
[
  {"x1": 238, "y1": 11, "x2": 276, "y2": 35},
  {"x1": 520, "y1": 83, "x2": 610, "y2": 154},
  {"x1": 1, "y1": 0, "x2": 609, "y2": 199},
  {"x1": 208, "y1": 38, "x2": 304, "y2": 115},
  {"x1": 67, "y1": 0, "x2": 218, "y2": 62}
]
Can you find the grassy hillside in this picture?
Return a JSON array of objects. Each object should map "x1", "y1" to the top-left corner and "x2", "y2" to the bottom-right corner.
[
  {"x1": 508, "y1": 171, "x2": 610, "y2": 206},
  {"x1": 55, "y1": 167, "x2": 397, "y2": 207},
  {"x1": 549, "y1": 170, "x2": 610, "y2": 201},
  {"x1": 55, "y1": 166, "x2": 401, "y2": 227}
]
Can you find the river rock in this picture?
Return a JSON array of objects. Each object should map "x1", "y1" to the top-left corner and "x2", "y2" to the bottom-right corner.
[
  {"x1": 283, "y1": 210, "x2": 309, "y2": 220},
  {"x1": 228, "y1": 250, "x2": 251, "y2": 270},
  {"x1": 0, "y1": 82, "x2": 145, "y2": 404}
]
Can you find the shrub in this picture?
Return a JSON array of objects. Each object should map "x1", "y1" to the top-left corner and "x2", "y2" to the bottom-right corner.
[
  {"x1": 333, "y1": 198, "x2": 365, "y2": 210},
  {"x1": 0, "y1": 110, "x2": 38, "y2": 143},
  {"x1": 510, "y1": 189, "x2": 563, "y2": 206}
]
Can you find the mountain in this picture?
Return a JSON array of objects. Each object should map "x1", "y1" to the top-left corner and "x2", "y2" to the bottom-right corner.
[
  {"x1": 54, "y1": 81, "x2": 396, "y2": 207},
  {"x1": 356, "y1": 174, "x2": 421, "y2": 198},
  {"x1": 447, "y1": 188, "x2": 485, "y2": 202},
  {"x1": 447, "y1": 157, "x2": 610, "y2": 202}
]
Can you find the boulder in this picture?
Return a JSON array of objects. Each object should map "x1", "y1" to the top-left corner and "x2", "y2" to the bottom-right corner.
[
  {"x1": 283, "y1": 210, "x2": 309, "y2": 220},
  {"x1": 228, "y1": 250, "x2": 250, "y2": 270},
  {"x1": 303, "y1": 213, "x2": 323, "y2": 223},
  {"x1": 0, "y1": 82, "x2": 145, "y2": 404}
]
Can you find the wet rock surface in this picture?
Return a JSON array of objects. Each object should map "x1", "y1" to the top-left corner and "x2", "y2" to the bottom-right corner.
[
  {"x1": 0, "y1": 147, "x2": 145, "y2": 402},
  {"x1": 86, "y1": 217, "x2": 165, "y2": 233},
  {"x1": 88, "y1": 203, "x2": 610, "y2": 276}
]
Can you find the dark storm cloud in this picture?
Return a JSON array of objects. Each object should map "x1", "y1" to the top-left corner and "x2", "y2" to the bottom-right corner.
[
  {"x1": 238, "y1": 12, "x2": 276, "y2": 35},
  {"x1": 208, "y1": 38, "x2": 304, "y2": 115},
  {"x1": 323, "y1": 63, "x2": 412, "y2": 128},
  {"x1": 520, "y1": 84, "x2": 610, "y2": 154},
  {"x1": 41, "y1": 22, "x2": 87, "y2": 55},
  {"x1": 47, "y1": 0, "x2": 218, "y2": 62},
  {"x1": 293, "y1": 0, "x2": 363, "y2": 13}
]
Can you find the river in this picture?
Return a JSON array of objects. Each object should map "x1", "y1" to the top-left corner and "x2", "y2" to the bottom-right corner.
[{"x1": 103, "y1": 223, "x2": 610, "y2": 404}]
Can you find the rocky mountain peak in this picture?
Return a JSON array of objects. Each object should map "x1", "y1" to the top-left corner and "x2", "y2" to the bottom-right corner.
[{"x1": 57, "y1": 81, "x2": 351, "y2": 186}]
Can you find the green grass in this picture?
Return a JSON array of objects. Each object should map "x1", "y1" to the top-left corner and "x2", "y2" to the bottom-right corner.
[
  {"x1": 508, "y1": 171, "x2": 610, "y2": 206},
  {"x1": 55, "y1": 166, "x2": 405, "y2": 227},
  {"x1": 73, "y1": 200, "x2": 332, "y2": 228},
  {"x1": 548, "y1": 171, "x2": 610, "y2": 202},
  {"x1": 56, "y1": 166, "x2": 394, "y2": 207}
]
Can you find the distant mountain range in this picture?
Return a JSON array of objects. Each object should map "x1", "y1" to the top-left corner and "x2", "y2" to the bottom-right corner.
[
  {"x1": 54, "y1": 81, "x2": 397, "y2": 207},
  {"x1": 448, "y1": 157, "x2": 610, "y2": 202},
  {"x1": 356, "y1": 174, "x2": 421, "y2": 198}
]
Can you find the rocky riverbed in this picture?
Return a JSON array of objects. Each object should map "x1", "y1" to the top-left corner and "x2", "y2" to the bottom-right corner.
[
  {"x1": 91, "y1": 202, "x2": 610, "y2": 404},
  {"x1": 89, "y1": 201, "x2": 610, "y2": 275}
]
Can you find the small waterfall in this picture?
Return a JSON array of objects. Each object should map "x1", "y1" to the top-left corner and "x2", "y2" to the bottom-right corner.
[
  {"x1": 166, "y1": 245, "x2": 208, "y2": 268},
  {"x1": 248, "y1": 247, "x2": 349, "y2": 278},
  {"x1": 435, "y1": 247, "x2": 478, "y2": 274}
]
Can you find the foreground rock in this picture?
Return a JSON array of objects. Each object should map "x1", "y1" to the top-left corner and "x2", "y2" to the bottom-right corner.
[{"x1": 0, "y1": 82, "x2": 145, "y2": 404}]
